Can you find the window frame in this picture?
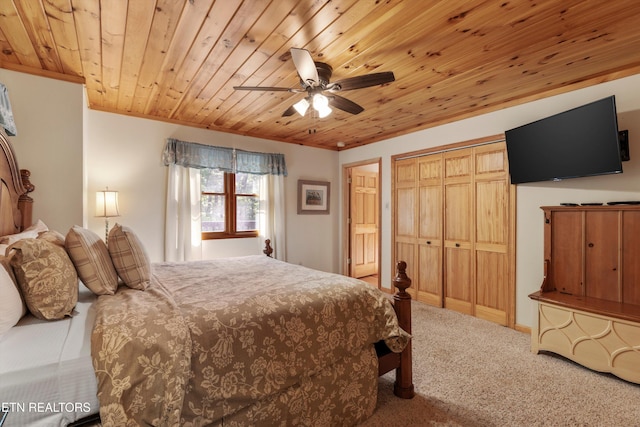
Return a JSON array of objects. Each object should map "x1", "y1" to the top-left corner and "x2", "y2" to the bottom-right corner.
[{"x1": 201, "y1": 171, "x2": 259, "y2": 240}]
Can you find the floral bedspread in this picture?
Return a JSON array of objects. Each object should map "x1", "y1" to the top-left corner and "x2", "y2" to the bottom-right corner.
[{"x1": 91, "y1": 256, "x2": 409, "y2": 426}]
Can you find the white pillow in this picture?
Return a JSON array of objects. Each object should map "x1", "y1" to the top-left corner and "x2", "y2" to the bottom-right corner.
[
  {"x1": 0, "y1": 220, "x2": 49, "y2": 245},
  {"x1": 0, "y1": 258, "x2": 26, "y2": 336}
]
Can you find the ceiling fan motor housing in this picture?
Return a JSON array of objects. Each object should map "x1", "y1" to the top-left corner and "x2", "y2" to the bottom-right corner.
[{"x1": 310, "y1": 62, "x2": 333, "y2": 88}]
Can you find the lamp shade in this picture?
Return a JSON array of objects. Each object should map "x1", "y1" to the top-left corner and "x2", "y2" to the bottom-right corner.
[{"x1": 96, "y1": 189, "x2": 120, "y2": 218}]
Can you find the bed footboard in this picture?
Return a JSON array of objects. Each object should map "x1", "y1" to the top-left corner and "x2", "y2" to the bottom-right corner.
[{"x1": 262, "y1": 240, "x2": 414, "y2": 399}]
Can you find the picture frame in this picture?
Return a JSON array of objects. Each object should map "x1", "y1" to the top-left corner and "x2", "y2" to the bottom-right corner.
[{"x1": 298, "y1": 180, "x2": 330, "y2": 214}]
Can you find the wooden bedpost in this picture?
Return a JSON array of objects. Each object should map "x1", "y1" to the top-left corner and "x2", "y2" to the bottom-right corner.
[
  {"x1": 18, "y1": 169, "x2": 34, "y2": 230},
  {"x1": 263, "y1": 239, "x2": 273, "y2": 257},
  {"x1": 392, "y1": 261, "x2": 415, "y2": 398}
]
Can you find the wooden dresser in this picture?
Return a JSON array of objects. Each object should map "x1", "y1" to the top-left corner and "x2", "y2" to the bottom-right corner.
[{"x1": 529, "y1": 205, "x2": 640, "y2": 383}]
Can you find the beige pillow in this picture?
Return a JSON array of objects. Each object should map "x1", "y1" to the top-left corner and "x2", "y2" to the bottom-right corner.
[
  {"x1": 108, "y1": 224, "x2": 151, "y2": 290},
  {"x1": 65, "y1": 226, "x2": 118, "y2": 295},
  {"x1": 0, "y1": 255, "x2": 26, "y2": 335},
  {"x1": 8, "y1": 239, "x2": 78, "y2": 320}
]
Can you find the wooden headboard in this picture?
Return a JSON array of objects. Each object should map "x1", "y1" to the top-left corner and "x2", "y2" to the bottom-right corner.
[{"x1": 0, "y1": 129, "x2": 33, "y2": 236}]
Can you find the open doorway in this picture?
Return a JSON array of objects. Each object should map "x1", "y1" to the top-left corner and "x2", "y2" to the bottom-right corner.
[{"x1": 342, "y1": 159, "x2": 381, "y2": 288}]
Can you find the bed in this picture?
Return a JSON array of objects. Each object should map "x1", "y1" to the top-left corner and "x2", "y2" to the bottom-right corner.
[{"x1": 0, "y1": 129, "x2": 413, "y2": 426}]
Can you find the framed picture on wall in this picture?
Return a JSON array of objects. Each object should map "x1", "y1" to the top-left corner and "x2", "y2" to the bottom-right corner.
[{"x1": 298, "y1": 180, "x2": 330, "y2": 214}]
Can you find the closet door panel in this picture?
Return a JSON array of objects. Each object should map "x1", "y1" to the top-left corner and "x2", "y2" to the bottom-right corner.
[
  {"x1": 444, "y1": 183, "x2": 471, "y2": 242},
  {"x1": 418, "y1": 181, "x2": 443, "y2": 305},
  {"x1": 476, "y1": 250, "x2": 508, "y2": 324},
  {"x1": 418, "y1": 244, "x2": 442, "y2": 306},
  {"x1": 394, "y1": 158, "x2": 417, "y2": 298},
  {"x1": 445, "y1": 246, "x2": 472, "y2": 314},
  {"x1": 476, "y1": 180, "x2": 508, "y2": 247},
  {"x1": 475, "y1": 178, "x2": 509, "y2": 325},
  {"x1": 444, "y1": 148, "x2": 473, "y2": 314}
]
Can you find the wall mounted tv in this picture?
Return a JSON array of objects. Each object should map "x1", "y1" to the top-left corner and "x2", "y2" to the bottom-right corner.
[{"x1": 505, "y1": 96, "x2": 623, "y2": 184}]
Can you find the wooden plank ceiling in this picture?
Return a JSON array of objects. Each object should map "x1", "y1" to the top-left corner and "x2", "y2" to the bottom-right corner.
[{"x1": 1, "y1": 0, "x2": 640, "y2": 151}]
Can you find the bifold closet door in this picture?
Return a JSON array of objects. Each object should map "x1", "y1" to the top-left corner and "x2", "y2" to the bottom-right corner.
[
  {"x1": 394, "y1": 158, "x2": 417, "y2": 298},
  {"x1": 443, "y1": 148, "x2": 474, "y2": 315},
  {"x1": 393, "y1": 139, "x2": 514, "y2": 327},
  {"x1": 417, "y1": 155, "x2": 443, "y2": 306},
  {"x1": 473, "y1": 143, "x2": 511, "y2": 325}
]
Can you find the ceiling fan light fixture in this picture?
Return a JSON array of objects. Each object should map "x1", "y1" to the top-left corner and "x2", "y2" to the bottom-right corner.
[
  {"x1": 312, "y1": 93, "x2": 328, "y2": 109},
  {"x1": 293, "y1": 98, "x2": 310, "y2": 116},
  {"x1": 312, "y1": 93, "x2": 332, "y2": 118},
  {"x1": 316, "y1": 105, "x2": 332, "y2": 118}
]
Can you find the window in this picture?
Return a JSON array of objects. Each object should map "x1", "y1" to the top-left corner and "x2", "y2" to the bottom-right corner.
[{"x1": 201, "y1": 169, "x2": 261, "y2": 239}]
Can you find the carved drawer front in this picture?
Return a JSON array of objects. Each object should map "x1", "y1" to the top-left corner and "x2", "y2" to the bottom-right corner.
[{"x1": 537, "y1": 302, "x2": 640, "y2": 384}]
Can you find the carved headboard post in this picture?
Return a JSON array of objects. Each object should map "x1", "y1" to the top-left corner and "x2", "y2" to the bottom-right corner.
[
  {"x1": 18, "y1": 169, "x2": 34, "y2": 230},
  {"x1": 0, "y1": 130, "x2": 33, "y2": 235}
]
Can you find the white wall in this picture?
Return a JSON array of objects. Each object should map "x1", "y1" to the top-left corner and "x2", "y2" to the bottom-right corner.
[
  {"x1": 0, "y1": 69, "x2": 83, "y2": 233},
  {"x1": 339, "y1": 73, "x2": 640, "y2": 328},
  {"x1": 83, "y1": 107, "x2": 339, "y2": 270}
]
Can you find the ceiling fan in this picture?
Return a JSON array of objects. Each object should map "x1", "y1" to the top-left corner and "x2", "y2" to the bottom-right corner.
[{"x1": 233, "y1": 48, "x2": 395, "y2": 118}]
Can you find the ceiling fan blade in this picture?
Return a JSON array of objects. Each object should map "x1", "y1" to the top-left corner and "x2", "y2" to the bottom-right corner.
[
  {"x1": 291, "y1": 48, "x2": 319, "y2": 87},
  {"x1": 282, "y1": 104, "x2": 297, "y2": 117},
  {"x1": 330, "y1": 71, "x2": 395, "y2": 91},
  {"x1": 329, "y1": 94, "x2": 364, "y2": 115},
  {"x1": 233, "y1": 86, "x2": 299, "y2": 92}
]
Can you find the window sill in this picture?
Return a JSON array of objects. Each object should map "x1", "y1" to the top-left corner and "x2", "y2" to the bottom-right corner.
[{"x1": 201, "y1": 231, "x2": 259, "y2": 240}]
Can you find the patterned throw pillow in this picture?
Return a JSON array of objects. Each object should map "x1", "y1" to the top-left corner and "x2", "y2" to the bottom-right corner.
[
  {"x1": 37, "y1": 229, "x2": 66, "y2": 247},
  {"x1": 65, "y1": 226, "x2": 119, "y2": 295},
  {"x1": 8, "y1": 239, "x2": 78, "y2": 320},
  {"x1": 108, "y1": 224, "x2": 151, "y2": 290}
]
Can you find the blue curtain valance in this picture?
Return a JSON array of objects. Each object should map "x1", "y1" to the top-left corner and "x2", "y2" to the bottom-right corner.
[{"x1": 162, "y1": 138, "x2": 287, "y2": 176}]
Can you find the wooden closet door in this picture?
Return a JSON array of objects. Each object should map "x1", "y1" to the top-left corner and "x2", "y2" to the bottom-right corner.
[
  {"x1": 474, "y1": 143, "x2": 511, "y2": 325},
  {"x1": 393, "y1": 137, "x2": 515, "y2": 328},
  {"x1": 394, "y1": 158, "x2": 417, "y2": 295},
  {"x1": 444, "y1": 148, "x2": 473, "y2": 315},
  {"x1": 417, "y1": 154, "x2": 443, "y2": 306}
]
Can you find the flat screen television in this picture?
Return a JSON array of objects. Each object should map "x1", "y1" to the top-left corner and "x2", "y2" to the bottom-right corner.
[{"x1": 505, "y1": 96, "x2": 623, "y2": 184}]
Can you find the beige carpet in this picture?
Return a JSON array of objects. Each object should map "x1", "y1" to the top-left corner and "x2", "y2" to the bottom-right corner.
[{"x1": 362, "y1": 301, "x2": 640, "y2": 426}]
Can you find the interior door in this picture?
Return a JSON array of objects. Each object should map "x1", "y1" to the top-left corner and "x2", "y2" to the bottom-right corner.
[{"x1": 350, "y1": 167, "x2": 379, "y2": 278}]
